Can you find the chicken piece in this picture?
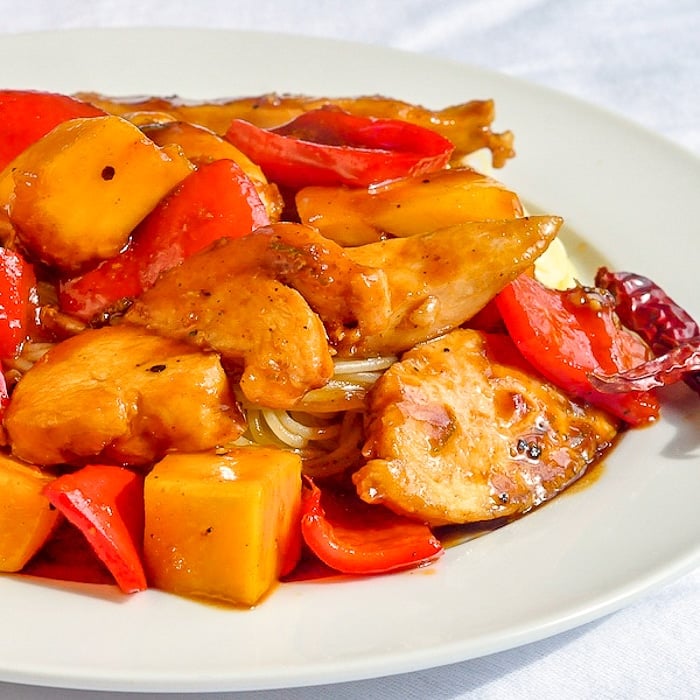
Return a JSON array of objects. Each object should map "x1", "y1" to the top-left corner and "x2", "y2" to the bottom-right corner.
[
  {"x1": 124, "y1": 223, "x2": 392, "y2": 407},
  {"x1": 75, "y1": 93, "x2": 515, "y2": 167},
  {"x1": 126, "y1": 218, "x2": 558, "y2": 393},
  {"x1": 3, "y1": 325, "x2": 243, "y2": 467},
  {"x1": 343, "y1": 216, "x2": 562, "y2": 357},
  {"x1": 126, "y1": 270, "x2": 333, "y2": 409},
  {"x1": 353, "y1": 329, "x2": 618, "y2": 525}
]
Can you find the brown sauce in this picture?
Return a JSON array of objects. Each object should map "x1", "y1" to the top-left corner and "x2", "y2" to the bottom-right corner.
[{"x1": 436, "y1": 450, "x2": 610, "y2": 550}]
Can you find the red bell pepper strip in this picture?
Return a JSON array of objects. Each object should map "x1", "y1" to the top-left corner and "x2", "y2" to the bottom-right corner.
[
  {"x1": 300, "y1": 479, "x2": 443, "y2": 575},
  {"x1": 225, "y1": 107, "x2": 454, "y2": 189},
  {"x1": 0, "y1": 90, "x2": 104, "y2": 170},
  {"x1": 42, "y1": 465, "x2": 147, "y2": 593},
  {"x1": 0, "y1": 247, "x2": 39, "y2": 360},
  {"x1": 59, "y1": 158, "x2": 269, "y2": 321},
  {"x1": 595, "y1": 267, "x2": 700, "y2": 397},
  {"x1": 21, "y1": 518, "x2": 115, "y2": 586},
  {"x1": 495, "y1": 273, "x2": 660, "y2": 425},
  {"x1": 0, "y1": 371, "x2": 8, "y2": 420}
]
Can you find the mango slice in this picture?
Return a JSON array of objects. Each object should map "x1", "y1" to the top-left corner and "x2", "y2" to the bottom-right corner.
[
  {"x1": 144, "y1": 447, "x2": 302, "y2": 607},
  {"x1": 296, "y1": 167, "x2": 523, "y2": 246}
]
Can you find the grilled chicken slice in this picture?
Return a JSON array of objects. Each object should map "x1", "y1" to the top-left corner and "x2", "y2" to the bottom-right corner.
[
  {"x1": 76, "y1": 93, "x2": 515, "y2": 167},
  {"x1": 4, "y1": 325, "x2": 243, "y2": 467},
  {"x1": 124, "y1": 223, "x2": 392, "y2": 407},
  {"x1": 343, "y1": 216, "x2": 562, "y2": 357},
  {"x1": 353, "y1": 329, "x2": 618, "y2": 525}
]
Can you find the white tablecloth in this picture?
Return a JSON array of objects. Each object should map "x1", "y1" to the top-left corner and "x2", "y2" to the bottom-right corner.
[{"x1": 0, "y1": 1, "x2": 698, "y2": 698}]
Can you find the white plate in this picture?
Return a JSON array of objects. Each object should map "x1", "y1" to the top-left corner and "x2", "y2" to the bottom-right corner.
[{"x1": 0, "y1": 28, "x2": 698, "y2": 693}]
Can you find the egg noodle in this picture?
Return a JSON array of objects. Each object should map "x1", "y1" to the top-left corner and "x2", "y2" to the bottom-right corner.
[{"x1": 233, "y1": 355, "x2": 397, "y2": 478}]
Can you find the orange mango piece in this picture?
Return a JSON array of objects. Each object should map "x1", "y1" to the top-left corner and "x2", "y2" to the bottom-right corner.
[
  {"x1": 296, "y1": 167, "x2": 523, "y2": 246},
  {"x1": 5, "y1": 115, "x2": 193, "y2": 272},
  {"x1": 143, "y1": 447, "x2": 302, "y2": 607},
  {"x1": 0, "y1": 454, "x2": 61, "y2": 572}
]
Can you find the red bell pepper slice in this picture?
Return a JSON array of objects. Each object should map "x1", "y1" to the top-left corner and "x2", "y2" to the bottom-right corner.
[
  {"x1": 300, "y1": 479, "x2": 443, "y2": 575},
  {"x1": 42, "y1": 465, "x2": 147, "y2": 593},
  {"x1": 0, "y1": 247, "x2": 39, "y2": 420},
  {"x1": 225, "y1": 107, "x2": 454, "y2": 189},
  {"x1": 0, "y1": 247, "x2": 39, "y2": 360},
  {"x1": 0, "y1": 90, "x2": 104, "y2": 170},
  {"x1": 22, "y1": 518, "x2": 115, "y2": 586},
  {"x1": 495, "y1": 273, "x2": 660, "y2": 425},
  {"x1": 59, "y1": 158, "x2": 269, "y2": 321}
]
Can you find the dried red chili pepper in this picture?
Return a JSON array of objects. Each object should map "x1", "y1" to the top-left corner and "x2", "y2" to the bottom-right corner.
[
  {"x1": 595, "y1": 268, "x2": 700, "y2": 396},
  {"x1": 590, "y1": 338, "x2": 700, "y2": 393}
]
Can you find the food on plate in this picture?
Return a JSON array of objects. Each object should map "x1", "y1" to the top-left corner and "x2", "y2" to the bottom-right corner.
[
  {"x1": 0, "y1": 89, "x2": 105, "y2": 171},
  {"x1": 75, "y1": 92, "x2": 516, "y2": 167},
  {"x1": 342, "y1": 216, "x2": 561, "y2": 356},
  {"x1": 43, "y1": 464, "x2": 147, "y2": 593},
  {"x1": 595, "y1": 268, "x2": 700, "y2": 396},
  {"x1": 58, "y1": 158, "x2": 270, "y2": 322},
  {"x1": 140, "y1": 119, "x2": 284, "y2": 221},
  {"x1": 296, "y1": 167, "x2": 524, "y2": 246},
  {"x1": 0, "y1": 453, "x2": 61, "y2": 572},
  {"x1": 123, "y1": 216, "x2": 560, "y2": 402},
  {"x1": 496, "y1": 273, "x2": 659, "y2": 425},
  {"x1": 0, "y1": 88, "x2": 693, "y2": 607}
]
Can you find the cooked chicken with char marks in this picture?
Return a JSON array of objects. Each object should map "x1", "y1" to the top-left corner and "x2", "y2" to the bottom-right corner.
[{"x1": 353, "y1": 328, "x2": 619, "y2": 525}]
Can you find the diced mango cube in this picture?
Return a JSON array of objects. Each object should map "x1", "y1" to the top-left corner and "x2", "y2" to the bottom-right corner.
[
  {"x1": 0, "y1": 454, "x2": 61, "y2": 572},
  {"x1": 6, "y1": 115, "x2": 193, "y2": 271},
  {"x1": 144, "y1": 447, "x2": 302, "y2": 607}
]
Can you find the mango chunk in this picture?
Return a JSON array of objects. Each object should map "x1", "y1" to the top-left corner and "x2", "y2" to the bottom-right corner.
[
  {"x1": 5, "y1": 115, "x2": 193, "y2": 271},
  {"x1": 0, "y1": 454, "x2": 61, "y2": 572},
  {"x1": 144, "y1": 447, "x2": 302, "y2": 607},
  {"x1": 296, "y1": 167, "x2": 523, "y2": 246}
]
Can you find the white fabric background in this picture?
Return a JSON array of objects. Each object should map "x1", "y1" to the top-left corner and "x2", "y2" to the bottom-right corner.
[{"x1": 0, "y1": 1, "x2": 698, "y2": 698}]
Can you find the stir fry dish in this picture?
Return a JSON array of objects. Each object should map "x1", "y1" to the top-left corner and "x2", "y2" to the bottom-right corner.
[{"x1": 0, "y1": 89, "x2": 698, "y2": 607}]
